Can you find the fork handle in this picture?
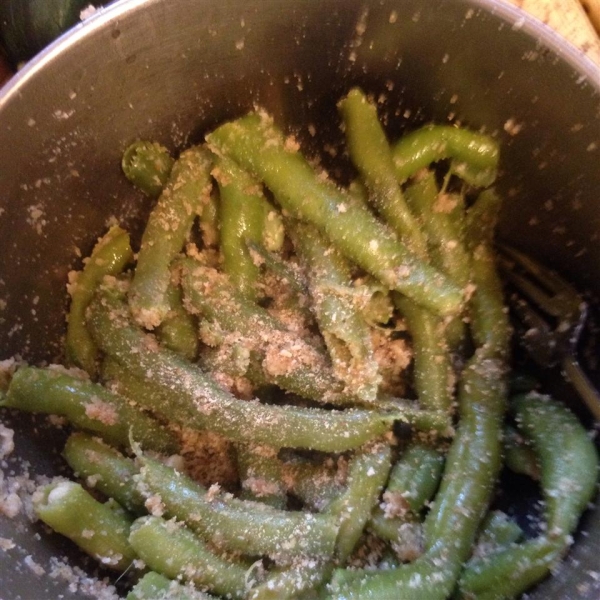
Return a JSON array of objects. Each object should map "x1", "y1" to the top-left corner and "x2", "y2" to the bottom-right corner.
[{"x1": 561, "y1": 356, "x2": 600, "y2": 422}]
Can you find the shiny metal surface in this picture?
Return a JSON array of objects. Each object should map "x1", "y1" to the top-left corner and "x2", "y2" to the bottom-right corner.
[{"x1": 0, "y1": 0, "x2": 599, "y2": 598}]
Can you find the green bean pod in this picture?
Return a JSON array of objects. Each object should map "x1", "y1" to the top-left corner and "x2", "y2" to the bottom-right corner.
[
  {"x1": 326, "y1": 443, "x2": 392, "y2": 562},
  {"x1": 34, "y1": 481, "x2": 136, "y2": 571},
  {"x1": 338, "y1": 88, "x2": 427, "y2": 256},
  {"x1": 89, "y1": 284, "x2": 408, "y2": 451},
  {"x1": 1, "y1": 366, "x2": 178, "y2": 454},
  {"x1": 63, "y1": 433, "x2": 146, "y2": 514},
  {"x1": 205, "y1": 113, "x2": 463, "y2": 317},
  {"x1": 156, "y1": 281, "x2": 199, "y2": 361},
  {"x1": 281, "y1": 459, "x2": 343, "y2": 511},
  {"x1": 503, "y1": 425, "x2": 540, "y2": 480},
  {"x1": 128, "y1": 516, "x2": 249, "y2": 599},
  {"x1": 214, "y1": 156, "x2": 282, "y2": 299},
  {"x1": 179, "y1": 258, "x2": 354, "y2": 405},
  {"x1": 249, "y1": 561, "x2": 333, "y2": 600},
  {"x1": 291, "y1": 221, "x2": 380, "y2": 403},
  {"x1": 139, "y1": 456, "x2": 339, "y2": 559},
  {"x1": 127, "y1": 571, "x2": 217, "y2": 600},
  {"x1": 66, "y1": 225, "x2": 133, "y2": 377},
  {"x1": 237, "y1": 444, "x2": 287, "y2": 509},
  {"x1": 128, "y1": 145, "x2": 212, "y2": 329},
  {"x1": 384, "y1": 443, "x2": 445, "y2": 516},
  {"x1": 470, "y1": 510, "x2": 523, "y2": 561},
  {"x1": 458, "y1": 394, "x2": 598, "y2": 599},
  {"x1": 394, "y1": 295, "x2": 454, "y2": 413},
  {"x1": 328, "y1": 355, "x2": 507, "y2": 599},
  {"x1": 122, "y1": 141, "x2": 175, "y2": 197},
  {"x1": 391, "y1": 125, "x2": 499, "y2": 187}
]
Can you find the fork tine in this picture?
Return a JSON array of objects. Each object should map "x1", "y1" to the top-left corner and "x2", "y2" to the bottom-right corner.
[
  {"x1": 500, "y1": 266, "x2": 561, "y2": 317},
  {"x1": 497, "y1": 245, "x2": 583, "y2": 319},
  {"x1": 497, "y1": 244, "x2": 578, "y2": 298}
]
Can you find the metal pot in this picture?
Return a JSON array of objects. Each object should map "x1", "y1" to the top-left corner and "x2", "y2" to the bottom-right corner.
[{"x1": 0, "y1": 0, "x2": 598, "y2": 597}]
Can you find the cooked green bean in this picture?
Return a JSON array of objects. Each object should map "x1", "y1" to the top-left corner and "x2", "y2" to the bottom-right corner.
[
  {"x1": 249, "y1": 561, "x2": 333, "y2": 600},
  {"x1": 156, "y1": 281, "x2": 198, "y2": 360},
  {"x1": 214, "y1": 156, "x2": 282, "y2": 299},
  {"x1": 199, "y1": 190, "x2": 220, "y2": 247},
  {"x1": 369, "y1": 509, "x2": 423, "y2": 549},
  {"x1": 34, "y1": 481, "x2": 136, "y2": 571},
  {"x1": 471, "y1": 510, "x2": 523, "y2": 561},
  {"x1": 128, "y1": 145, "x2": 212, "y2": 329},
  {"x1": 121, "y1": 141, "x2": 174, "y2": 198},
  {"x1": 128, "y1": 516, "x2": 249, "y2": 599},
  {"x1": 326, "y1": 443, "x2": 392, "y2": 562},
  {"x1": 90, "y1": 284, "x2": 412, "y2": 451},
  {"x1": 179, "y1": 257, "x2": 356, "y2": 405},
  {"x1": 1, "y1": 366, "x2": 178, "y2": 453},
  {"x1": 291, "y1": 221, "x2": 380, "y2": 403},
  {"x1": 66, "y1": 225, "x2": 133, "y2": 377},
  {"x1": 329, "y1": 355, "x2": 507, "y2": 599},
  {"x1": 391, "y1": 125, "x2": 499, "y2": 187},
  {"x1": 281, "y1": 459, "x2": 343, "y2": 511},
  {"x1": 394, "y1": 295, "x2": 453, "y2": 413},
  {"x1": 63, "y1": 433, "x2": 146, "y2": 514},
  {"x1": 139, "y1": 455, "x2": 339, "y2": 559},
  {"x1": 127, "y1": 571, "x2": 217, "y2": 600},
  {"x1": 237, "y1": 444, "x2": 287, "y2": 509},
  {"x1": 206, "y1": 114, "x2": 463, "y2": 316},
  {"x1": 338, "y1": 88, "x2": 427, "y2": 256},
  {"x1": 503, "y1": 425, "x2": 540, "y2": 480},
  {"x1": 458, "y1": 394, "x2": 599, "y2": 599},
  {"x1": 384, "y1": 443, "x2": 445, "y2": 516}
]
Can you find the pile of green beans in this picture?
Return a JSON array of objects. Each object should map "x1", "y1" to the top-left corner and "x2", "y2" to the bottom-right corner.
[{"x1": 2, "y1": 87, "x2": 597, "y2": 600}]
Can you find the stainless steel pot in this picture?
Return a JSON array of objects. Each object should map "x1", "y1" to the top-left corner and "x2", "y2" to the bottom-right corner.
[{"x1": 0, "y1": 0, "x2": 599, "y2": 597}]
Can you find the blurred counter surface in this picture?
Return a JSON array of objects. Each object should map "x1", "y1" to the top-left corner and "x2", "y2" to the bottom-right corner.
[{"x1": 0, "y1": 0, "x2": 599, "y2": 86}]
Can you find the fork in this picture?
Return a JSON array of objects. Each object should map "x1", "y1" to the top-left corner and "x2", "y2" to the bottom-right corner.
[{"x1": 497, "y1": 244, "x2": 600, "y2": 422}]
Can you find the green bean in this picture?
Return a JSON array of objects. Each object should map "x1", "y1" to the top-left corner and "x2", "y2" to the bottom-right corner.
[
  {"x1": 66, "y1": 225, "x2": 133, "y2": 377},
  {"x1": 90, "y1": 283, "x2": 409, "y2": 451},
  {"x1": 393, "y1": 295, "x2": 454, "y2": 413},
  {"x1": 121, "y1": 141, "x2": 175, "y2": 197},
  {"x1": 281, "y1": 459, "x2": 343, "y2": 511},
  {"x1": 391, "y1": 125, "x2": 499, "y2": 187},
  {"x1": 338, "y1": 88, "x2": 427, "y2": 256},
  {"x1": 179, "y1": 257, "x2": 358, "y2": 405},
  {"x1": 34, "y1": 481, "x2": 136, "y2": 571},
  {"x1": 214, "y1": 156, "x2": 281, "y2": 299},
  {"x1": 156, "y1": 281, "x2": 198, "y2": 361},
  {"x1": 206, "y1": 114, "x2": 463, "y2": 316},
  {"x1": 458, "y1": 394, "x2": 598, "y2": 599},
  {"x1": 199, "y1": 190, "x2": 220, "y2": 247},
  {"x1": 514, "y1": 393, "x2": 598, "y2": 537},
  {"x1": 384, "y1": 443, "x2": 445, "y2": 516},
  {"x1": 245, "y1": 240, "x2": 308, "y2": 298},
  {"x1": 404, "y1": 170, "x2": 471, "y2": 292},
  {"x1": 328, "y1": 354, "x2": 507, "y2": 599},
  {"x1": 249, "y1": 561, "x2": 333, "y2": 600},
  {"x1": 127, "y1": 571, "x2": 217, "y2": 600},
  {"x1": 1, "y1": 366, "x2": 178, "y2": 453},
  {"x1": 128, "y1": 145, "x2": 212, "y2": 329},
  {"x1": 291, "y1": 221, "x2": 380, "y2": 403},
  {"x1": 326, "y1": 443, "x2": 392, "y2": 562},
  {"x1": 503, "y1": 425, "x2": 540, "y2": 480},
  {"x1": 368, "y1": 509, "x2": 423, "y2": 555},
  {"x1": 128, "y1": 516, "x2": 249, "y2": 599},
  {"x1": 63, "y1": 433, "x2": 146, "y2": 514},
  {"x1": 139, "y1": 456, "x2": 339, "y2": 559},
  {"x1": 471, "y1": 510, "x2": 523, "y2": 560},
  {"x1": 237, "y1": 444, "x2": 287, "y2": 509}
]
